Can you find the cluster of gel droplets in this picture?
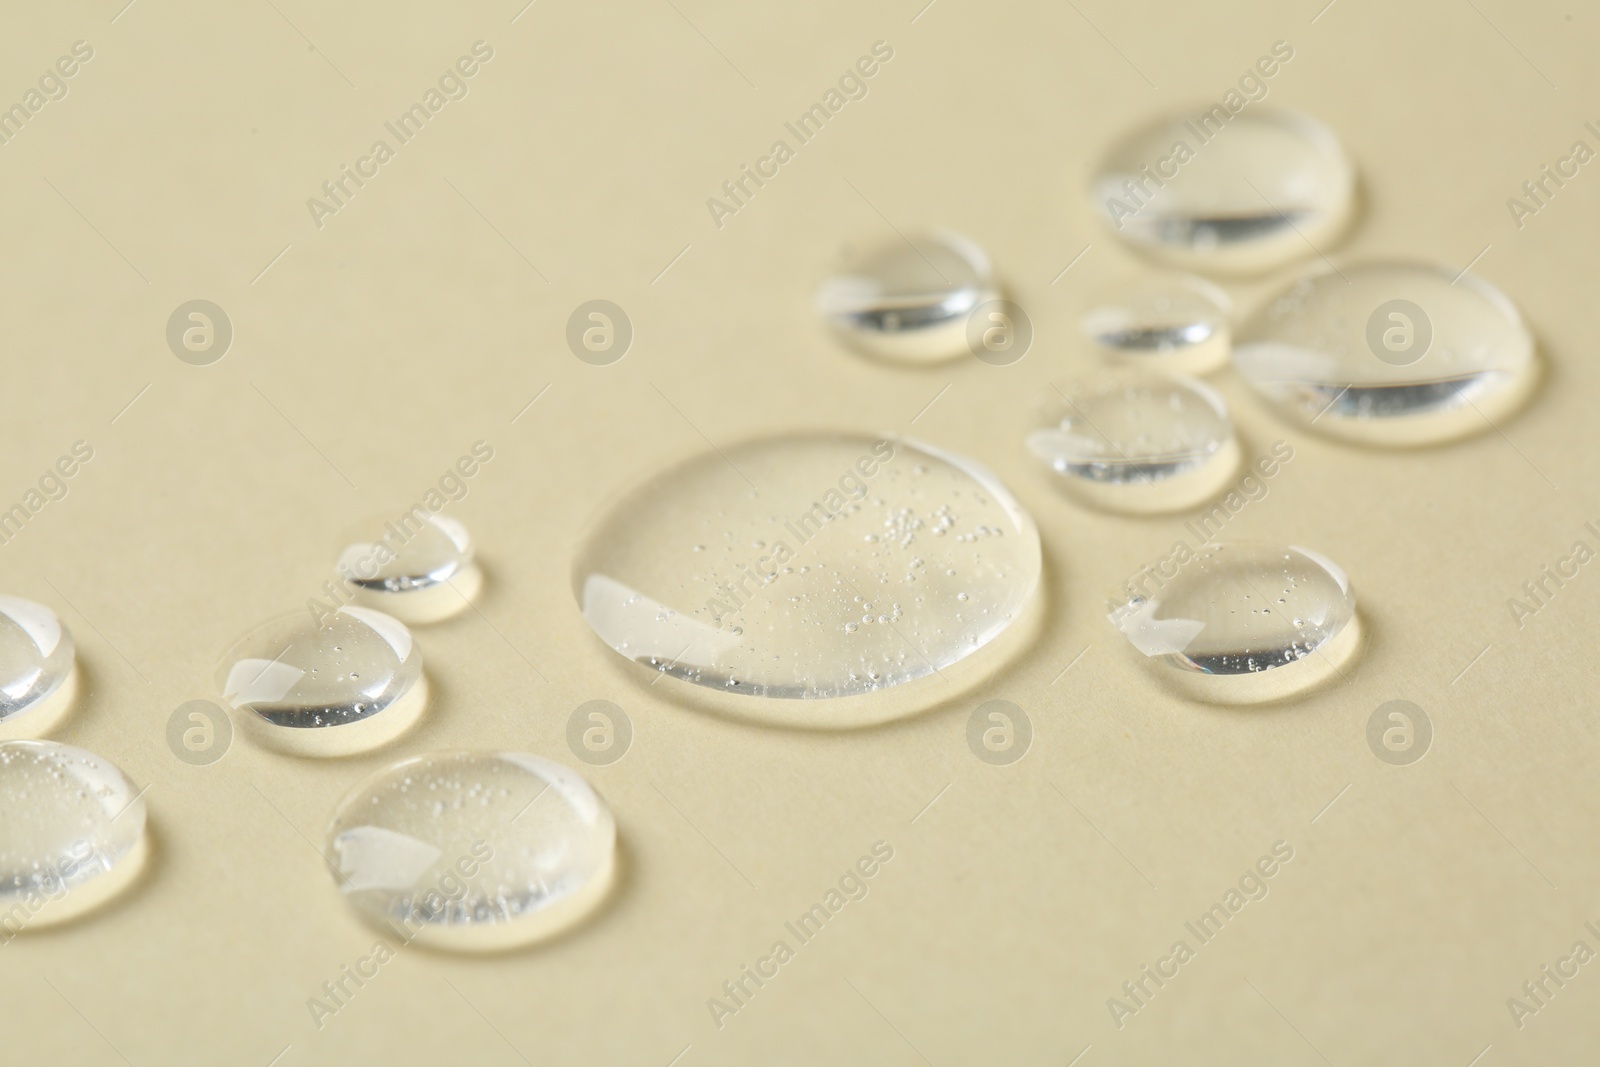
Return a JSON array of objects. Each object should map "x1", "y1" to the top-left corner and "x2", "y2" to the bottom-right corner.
[
  {"x1": 216, "y1": 513, "x2": 490, "y2": 757},
  {"x1": 1079, "y1": 109, "x2": 1534, "y2": 450},
  {"x1": 23, "y1": 99, "x2": 1536, "y2": 959},
  {"x1": 207, "y1": 515, "x2": 621, "y2": 950},
  {"x1": 1067, "y1": 107, "x2": 1534, "y2": 700}
]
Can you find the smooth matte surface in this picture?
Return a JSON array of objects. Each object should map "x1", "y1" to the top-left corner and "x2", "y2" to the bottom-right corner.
[{"x1": 1, "y1": 2, "x2": 1596, "y2": 1064}]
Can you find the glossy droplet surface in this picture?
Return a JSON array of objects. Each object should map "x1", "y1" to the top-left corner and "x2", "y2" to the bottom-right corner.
[
  {"x1": 1082, "y1": 275, "x2": 1232, "y2": 375},
  {"x1": 337, "y1": 514, "x2": 480, "y2": 623},
  {"x1": 0, "y1": 740, "x2": 147, "y2": 929},
  {"x1": 1108, "y1": 543, "x2": 1360, "y2": 704},
  {"x1": 218, "y1": 605, "x2": 425, "y2": 757},
  {"x1": 816, "y1": 231, "x2": 997, "y2": 363},
  {"x1": 1027, "y1": 376, "x2": 1239, "y2": 514},
  {"x1": 1092, "y1": 109, "x2": 1354, "y2": 275},
  {"x1": 575, "y1": 433, "x2": 1041, "y2": 720},
  {"x1": 0, "y1": 597, "x2": 75, "y2": 739},
  {"x1": 327, "y1": 752, "x2": 616, "y2": 951},
  {"x1": 1233, "y1": 261, "x2": 1536, "y2": 445}
]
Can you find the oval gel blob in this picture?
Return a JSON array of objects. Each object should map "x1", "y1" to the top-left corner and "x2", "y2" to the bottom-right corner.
[
  {"x1": 0, "y1": 596, "x2": 76, "y2": 739},
  {"x1": 816, "y1": 231, "x2": 998, "y2": 363},
  {"x1": 574, "y1": 433, "x2": 1042, "y2": 725},
  {"x1": 326, "y1": 752, "x2": 617, "y2": 952},
  {"x1": 335, "y1": 513, "x2": 481, "y2": 624},
  {"x1": 1081, "y1": 274, "x2": 1232, "y2": 375},
  {"x1": 218, "y1": 605, "x2": 426, "y2": 757},
  {"x1": 1091, "y1": 108, "x2": 1355, "y2": 275},
  {"x1": 0, "y1": 740, "x2": 148, "y2": 929},
  {"x1": 1108, "y1": 542, "x2": 1360, "y2": 703},
  {"x1": 1233, "y1": 260, "x2": 1536, "y2": 445},
  {"x1": 1027, "y1": 375, "x2": 1240, "y2": 514}
]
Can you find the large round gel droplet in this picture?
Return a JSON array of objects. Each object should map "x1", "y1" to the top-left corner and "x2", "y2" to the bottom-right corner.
[
  {"x1": 1082, "y1": 274, "x2": 1232, "y2": 375},
  {"x1": 1027, "y1": 375, "x2": 1239, "y2": 514},
  {"x1": 1233, "y1": 261, "x2": 1536, "y2": 446},
  {"x1": 0, "y1": 597, "x2": 76, "y2": 740},
  {"x1": 218, "y1": 605, "x2": 426, "y2": 757},
  {"x1": 575, "y1": 433, "x2": 1041, "y2": 724},
  {"x1": 336, "y1": 513, "x2": 481, "y2": 623},
  {"x1": 326, "y1": 752, "x2": 616, "y2": 952},
  {"x1": 0, "y1": 740, "x2": 148, "y2": 929},
  {"x1": 1091, "y1": 109, "x2": 1354, "y2": 275},
  {"x1": 815, "y1": 231, "x2": 997, "y2": 363},
  {"x1": 1108, "y1": 543, "x2": 1360, "y2": 704}
]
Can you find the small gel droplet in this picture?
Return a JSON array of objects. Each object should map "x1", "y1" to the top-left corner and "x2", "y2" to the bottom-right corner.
[
  {"x1": 1107, "y1": 543, "x2": 1360, "y2": 704},
  {"x1": 0, "y1": 596, "x2": 75, "y2": 739},
  {"x1": 1026, "y1": 374, "x2": 1239, "y2": 514},
  {"x1": 815, "y1": 231, "x2": 997, "y2": 363},
  {"x1": 218, "y1": 606, "x2": 426, "y2": 757},
  {"x1": 1082, "y1": 274, "x2": 1232, "y2": 375},
  {"x1": 335, "y1": 514, "x2": 480, "y2": 624}
]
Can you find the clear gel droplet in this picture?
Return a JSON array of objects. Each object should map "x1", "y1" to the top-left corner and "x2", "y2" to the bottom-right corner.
[
  {"x1": 1108, "y1": 543, "x2": 1360, "y2": 704},
  {"x1": 217, "y1": 606, "x2": 426, "y2": 757},
  {"x1": 0, "y1": 597, "x2": 76, "y2": 739},
  {"x1": 0, "y1": 740, "x2": 148, "y2": 929},
  {"x1": 1082, "y1": 274, "x2": 1232, "y2": 375},
  {"x1": 815, "y1": 231, "x2": 996, "y2": 363},
  {"x1": 1233, "y1": 260, "x2": 1536, "y2": 445},
  {"x1": 574, "y1": 433, "x2": 1041, "y2": 724},
  {"x1": 326, "y1": 752, "x2": 616, "y2": 952},
  {"x1": 1027, "y1": 375, "x2": 1239, "y2": 514},
  {"x1": 335, "y1": 513, "x2": 480, "y2": 624},
  {"x1": 1091, "y1": 109, "x2": 1354, "y2": 275}
]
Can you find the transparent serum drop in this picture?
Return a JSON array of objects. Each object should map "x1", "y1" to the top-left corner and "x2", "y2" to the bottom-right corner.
[
  {"x1": 574, "y1": 433, "x2": 1042, "y2": 723},
  {"x1": 0, "y1": 740, "x2": 148, "y2": 929},
  {"x1": 1108, "y1": 543, "x2": 1360, "y2": 704},
  {"x1": 218, "y1": 605, "x2": 426, "y2": 757},
  {"x1": 1027, "y1": 375, "x2": 1239, "y2": 514},
  {"x1": 815, "y1": 231, "x2": 998, "y2": 363},
  {"x1": 0, "y1": 597, "x2": 76, "y2": 739},
  {"x1": 1091, "y1": 109, "x2": 1354, "y2": 275},
  {"x1": 1082, "y1": 274, "x2": 1232, "y2": 375},
  {"x1": 326, "y1": 752, "x2": 616, "y2": 952},
  {"x1": 1233, "y1": 260, "x2": 1536, "y2": 445},
  {"x1": 336, "y1": 514, "x2": 480, "y2": 623}
]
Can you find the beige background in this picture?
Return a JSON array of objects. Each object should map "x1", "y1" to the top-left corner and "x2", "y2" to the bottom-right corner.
[{"x1": 2, "y1": 0, "x2": 1597, "y2": 1063}]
